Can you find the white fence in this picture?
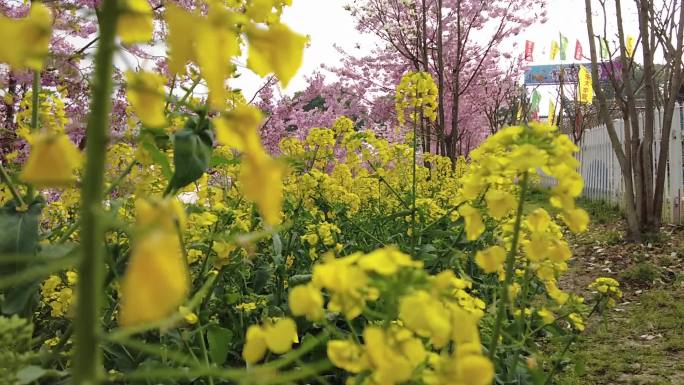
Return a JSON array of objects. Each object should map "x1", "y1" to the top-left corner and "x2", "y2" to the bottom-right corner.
[{"x1": 539, "y1": 104, "x2": 684, "y2": 224}]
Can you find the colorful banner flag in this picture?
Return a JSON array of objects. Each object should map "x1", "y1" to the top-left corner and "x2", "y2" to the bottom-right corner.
[
  {"x1": 559, "y1": 34, "x2": 569, "y2": 60},
  {"x1": 550, "y1": 40, "x2": 559, "y2": 60},
  {"x1": 531, "y1": 111, "x2": 539, "y2": 121},
  {"x1": 626, "y1": 35, "x2": 636, "y2": 57},
  {"x1": 578, "y1": 65, "x2": 593, "y2": 104},
  {"x1": 548, "y1": 100, "x2": 556, "y2": 125},
  {"x1": 574, "y1": 39, "x2": 583, "y2": 60},
  {"x1": 600, "y1": 37, "x2": 609, "y2": 59},
  {"x1": 523, "y1": 61, "x2": 622, "y2": 85},
  {"x1": 525, "y1": 40, "x2": 535, "y2": 61},
  {"x1": 530, "y1": 90, "x2": 541, "y2": 112}
]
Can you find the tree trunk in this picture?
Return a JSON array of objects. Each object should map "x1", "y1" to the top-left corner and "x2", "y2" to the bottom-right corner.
[
  {"x1": 616, "y1": 0, "x2": 645, "y2": 228},
  {"x1": 653, "y1": 1, "x2": 684, "y2": 227},
  {"x1": 638, "y1": 0, "x2": 657, "y2": 232},
  {"x1": 585, "y1": 0, "x2": 641, "y2": 240},
  {"x1": 436, "y1": 0, "x2": 446, "y2": 156}
]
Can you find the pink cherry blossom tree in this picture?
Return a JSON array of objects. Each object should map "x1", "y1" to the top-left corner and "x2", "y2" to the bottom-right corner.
[{"x1": 341, "y1": 0, "x2": 547, "y2": 159}]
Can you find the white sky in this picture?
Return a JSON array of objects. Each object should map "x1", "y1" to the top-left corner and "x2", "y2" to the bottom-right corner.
[{"x1": 234, "y1": 0, "x2": 642, "y2": 109}]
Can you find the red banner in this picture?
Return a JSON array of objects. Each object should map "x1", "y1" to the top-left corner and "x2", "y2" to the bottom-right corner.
[
  {"x1": 574, "y1": 40, "x2": 583, "y2": 61},
  {"x1": 525, "y1": 40, "x2": 534, "y2": 62}
]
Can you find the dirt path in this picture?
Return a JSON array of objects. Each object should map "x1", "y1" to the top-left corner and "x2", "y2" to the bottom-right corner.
[{"x1": 557, "y1": 216, "x2": 684, "y2": 385}]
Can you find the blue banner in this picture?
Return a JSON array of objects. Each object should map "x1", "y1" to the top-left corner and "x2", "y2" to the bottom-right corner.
[{"x1": 524, "y1": 61, "x2": 622, "y2": 85}]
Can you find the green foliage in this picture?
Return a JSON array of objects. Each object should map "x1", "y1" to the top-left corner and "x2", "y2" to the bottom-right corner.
[
  {"x1": 207, "y1": 325, "x2": 234, "y2": 365},
  {"x1": 0, "y1": 201, "x2": 43, "y2": 315},
  {"x1": 0, "y1": 315, "x2": 58, "y2": 385},
  {"x1": 620, "y1": 262, "x2": 663, "y2": 284},
  {"x1": 576, "y1": 198, "x2": 622, "y2": 224},
  {"x1": 168, "y1": 113, "x2": 214, "y2": 193}
]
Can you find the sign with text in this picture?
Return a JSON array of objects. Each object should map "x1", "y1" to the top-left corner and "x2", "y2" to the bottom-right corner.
[{"x1": 524, "y1": 61, "x2": 622, "y2": 85}]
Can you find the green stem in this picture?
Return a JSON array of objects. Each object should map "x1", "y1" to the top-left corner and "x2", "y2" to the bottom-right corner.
[
  {"x1": 115, "y1": 360, "x2": 333, "y2": 383},
  {"x1": 0, "y1": 161, "x2": 25, "y2": 206},
  {"x1": 177, "y1": 76, "x2": 201, "y2": 107},
  {"x1": 507, "y1": 262, "x2": 532, "y2": 382},
  {"x1": 488, "y1": 172, "x2": 529, "y2": 360},
  {"x1": 196, "y1": 321, "x2": 215, "y2": 385},
  {"x1": 25, "y1": 70, "x2": 41, "y2": 201},
  {"x1": 411, "y1": 104, "x2": 419, "y2": 250},
  {"x1": 367, "y1": 161, "x2": 411, "y2": 210},
  {"x1": 31, "y1": 71, "x2": 40, "y2": 131},
  {"x1": 73, "y1": 2, "x2": 118, "y2": 384}
]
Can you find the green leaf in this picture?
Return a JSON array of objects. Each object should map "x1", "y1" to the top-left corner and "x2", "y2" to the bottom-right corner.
[
  {"x1": 2, "y1": 283, "x2": 39, "y2": 315},
  {"x1": 16, "y1": 366, "x2": 48, "y2": 384},
  {"x1": 168, "y1": 125, "x2": 213, "y2": 191},
  {"x1": 225, "y1": 292, "x2": 241, "y2": 304},
  {"x1": 288, "y1": 274, "x2": 312, "y2": 286},
  {"x1": 0, "y1": 201, "x2": 42, "y2": 256},
  {"x1": 272, "y1": 233, "x2": 283, "y2": 265},
  {"x1": 210, "y1": 153, "x2": 238, "y2": 168},
  {"x1": 252, "y1": 266, "x2": 271, "y2": 294},
  {"x1": 141, "y1": 139, "x2": 173, "y2": 179},
  {"x1": 0, "y1": 201, "x2": 43, "y2": 315},
  {"x1": 206, "y1": 325, "x2": 233, "y2": 365}
]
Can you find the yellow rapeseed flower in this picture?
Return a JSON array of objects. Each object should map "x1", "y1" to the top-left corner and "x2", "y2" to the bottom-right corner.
[
  {"x1": 475, "y1": 245, "x2": 506, "y2": 273},
  {"x1": 358, "y1": 247, "x2": 422, "y2": 276},
  {"x1": 196, "y1": 5, "x2": 240, "y2": 110},
  {"x1": 288, "y1": 284, "x2": 324, "y2": 321},
  {"x1": 526, "y1": 208, "x2": 551, "y2": 233},
  {"x1": 562, "y1": 208, "x2": 590, "y2": 233},
  {"x1": 165, "y1": 4, "x2": 200, "y2": 75},
  {"x1": 364, "y1": 326, "x2": 426, "y2": 385},
  {"x1": 118, "y1": 0, "x2": 154, "y2": 44},
  {"x1": 537, "y1": 308, "x2": 555, "y2": 325},
  {"x1": 485, "y1": 189, "x2": 516, "y2": 219},
  {"x1": 0, "y1": 3, "x2": 52, "y2": 70},
  {"x1": 126, "y1": 71, "x2": 167, "y2": 128},
  {"x1": 327, "y1": 340, "x2": 370, "y2": 373},
  {"x1": 119, "y1": 230, "x2": 189, "y2": 327},
  {"x1": 459, "y1": 204, "x2": 485, "y2": 241},
  {"x1": 457, "y1": 355, "x2": 495, "y2": 385},
  {"x1": 20, "y1": 133, "x2": 82, "y2": 188},
  {"x1": 246, "y1": 22, "x2": 307, "y2": 87},
  {"x1": 399, "y1": 291, "x2": 451, "y2": 348},
  {"x1": 215, "y1": 105, "x2": 284, "y2": 226},
  {"x1": 242, "y1": 318, "x2": 298, "y2": 363}
]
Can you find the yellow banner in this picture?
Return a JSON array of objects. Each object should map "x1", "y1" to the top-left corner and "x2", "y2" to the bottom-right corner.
[
  {"x1": 548, "y1": 101, "x2": 556, "y2": 125},
  {"x1": 626, "y1": 35, "x2": 635, "y2": 57},
  {"x1": 578, "y1": 65, "x2": 593, "y2": 104},
  {"x1": 550, "y1": 40, "x2": 560, "y2": 60}
]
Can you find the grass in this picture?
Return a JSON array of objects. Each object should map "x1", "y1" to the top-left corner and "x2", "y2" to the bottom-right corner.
[
  {"x1": 620, "y1": 262, "x2": 663, "y2": 285},
  {"x1": 576, "y1": 197, "x2": 622, "y2": 225},
  {"x1": 557, "y1": 289, "x2": 684, "y2": 385},
  {"x1": 553, "y1": 197, "x2": 684, "y2": 385},
  {"x1": 524, "y1": 186, "x2": 622, "y2": 225}
]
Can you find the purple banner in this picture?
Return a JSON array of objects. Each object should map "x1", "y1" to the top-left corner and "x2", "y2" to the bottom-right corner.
[{"x1": 524, "y1": 61, "x2": 622, "y2": 85}]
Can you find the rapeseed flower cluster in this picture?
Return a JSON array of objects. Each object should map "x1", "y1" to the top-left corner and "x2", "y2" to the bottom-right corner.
[
  {"x1": 395, "y1": 71, "x2": 439, "y2": 126},
  {"x1": 40, "y1": 272, "x2": 77, "y2": 318},
  {"x1": 278, "y1": 247, "x2": 492, "y2": 385},
  {"x1": 589, "y1": 277, "x2": 623, "y2": 307}
]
